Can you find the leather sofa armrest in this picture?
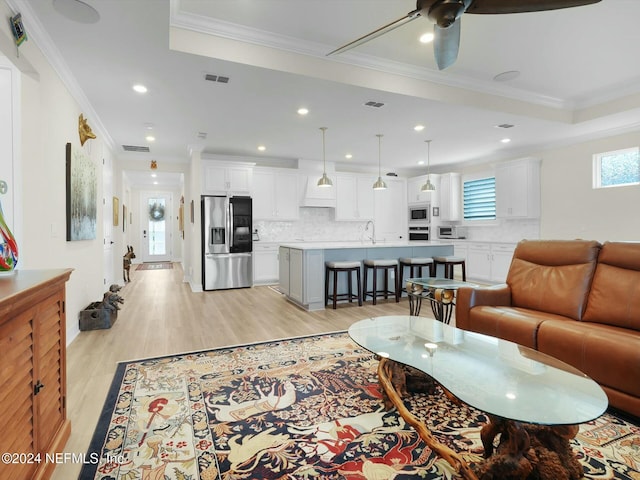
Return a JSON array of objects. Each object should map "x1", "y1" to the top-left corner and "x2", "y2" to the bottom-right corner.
[{"x1": 456, "y1": 284, "x2": 512, "y2": 330}]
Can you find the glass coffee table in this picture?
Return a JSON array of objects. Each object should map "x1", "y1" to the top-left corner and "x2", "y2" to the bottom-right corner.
[
  {"x1": 349, "y1": 315, "x2": 608, "y2": 480},
  {"x1": 405, "y1": 277, "x2": 477, "y2": 323}
]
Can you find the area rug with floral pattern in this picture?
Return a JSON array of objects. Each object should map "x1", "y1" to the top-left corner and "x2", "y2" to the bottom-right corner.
[{"x1": 80, "y1": 331, "x2": 640, "y2": 480}]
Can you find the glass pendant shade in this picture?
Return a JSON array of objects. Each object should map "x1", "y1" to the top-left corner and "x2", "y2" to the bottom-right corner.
[
  {"x1": 317, "y1": 127, "x2": 333, "y2": 188},
  {"x1": 373, "y1": 134, "x2": 387, "y2": 190},
  {"x1": 421, "y1": 139, "x2": 436, "y2": 192}
]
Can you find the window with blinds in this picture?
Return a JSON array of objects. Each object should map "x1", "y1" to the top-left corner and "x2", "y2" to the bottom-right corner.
[{"x1": 463, "y1": 177, "x2": 496, "y2": 220}]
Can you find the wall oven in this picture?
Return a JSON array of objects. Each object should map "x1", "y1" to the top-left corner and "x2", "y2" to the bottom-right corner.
[
  {"x1": 409, "y1": 203, "x2": 430, "y2": 225},
  {"x1": 408, "y1": 226, "x2": 429, "y2": 241}
]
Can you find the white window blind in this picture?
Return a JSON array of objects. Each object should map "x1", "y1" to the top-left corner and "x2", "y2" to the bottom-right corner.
[{"x1": 463, "y1": 177, "x2": 496, "y2": 220}]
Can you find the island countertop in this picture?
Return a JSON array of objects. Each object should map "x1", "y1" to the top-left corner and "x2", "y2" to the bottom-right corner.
[
  {"x1": 278, "y1": 241, "x2": 454, "y2": 311},
  {"x1": 278, "y1": 240, "x2": 453, "y2": 250}
]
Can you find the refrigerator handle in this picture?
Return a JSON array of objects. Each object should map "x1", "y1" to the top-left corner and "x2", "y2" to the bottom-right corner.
[{"x1": 228, "y1": 201, "x2": 234, "y2": 249}]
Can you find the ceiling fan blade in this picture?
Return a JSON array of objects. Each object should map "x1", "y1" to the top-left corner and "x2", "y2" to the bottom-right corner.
[
  {"x1": 433, "y1": 20, "x2": 461, "y2": 70},
  {"x1": 327, "y1": 9, "x2": 421, "y2": 56},
  {"x1": 466, "y1": 0, "x2": 601, "y2": 14}
]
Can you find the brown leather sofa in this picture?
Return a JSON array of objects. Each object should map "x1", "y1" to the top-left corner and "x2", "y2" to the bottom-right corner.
[{"x1": 456, "y1": 239, "x2": 640, "y2": 418}]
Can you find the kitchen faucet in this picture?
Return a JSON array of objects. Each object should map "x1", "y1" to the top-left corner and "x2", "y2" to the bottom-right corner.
[{"x1": 365, "y1": 220, "x2": 376, "y2": 244}]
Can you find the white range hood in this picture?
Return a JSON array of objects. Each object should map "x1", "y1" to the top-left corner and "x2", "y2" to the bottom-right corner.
[{"x1": 298, "y1": 159, "x2": 336, "y2": 208}]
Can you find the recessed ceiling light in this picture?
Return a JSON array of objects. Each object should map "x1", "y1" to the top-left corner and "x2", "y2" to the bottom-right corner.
[
  {"x1": 493, "y1": 71, "x2": 520, "y2": 82},
  {"x1": 501, "y1": 138, "x2": 511, "y2": 143},
  {"x1": 145, "y1": 135, "x2": 155, "y2": 142},
  {"x1": 414, "y1": 125, "x2": 425, "y2": 131},
  {"x1": 133, "y1": 84, "x2": 147, "y2": 93},
  {"x1": 153, "y1": 181, "x2": 158, "y2": 185},
  {"x1": 418, "y1": 160, "x2": 425, "y2": 165},
  {"x1": 151, "y1": 173, "x2": 157, "y2": 178},
  {"x1": 297, "y1": 108, "x2": 309, "y2": 115},
  {"x1": 419, "y1": 32, "x2": 434, "y2": 44},
  {"x1": 345, "y1": 153, "x2": 353, "y2": 159},
  {"x1": 258, "y1": 145, "x2": 266, "y2": 151},
  {"x1": 52, "y1": 0, "x2": 100, "y2": 24}
]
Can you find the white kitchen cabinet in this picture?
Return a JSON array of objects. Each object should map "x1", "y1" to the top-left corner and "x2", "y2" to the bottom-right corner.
[
  {"x1": 439, "y1": 173, "x2": 461, "y2": 221},
  {"x1": 407, "y1": 175, "x2": 434, "y2": 205},
  {"x1": 374, "y1": 177, "x2": 407, "y2": 242},
  {"x1": 253, "y1": 243, "x2": 280, "y2": 285},
  {"x1": 203, "y1": 163, "x2": 252, "y2": 195},
  {"x1": 467, "y1": 243, "x2": 492, "y2": 283},
  {"x1": 252, "y1": 169, "x2": 299, "y2": 220},
  {"x1": 335, "y1": 174, "x2": 375, "y2": 221},
  {"x1": 495, "y1": 158, "x2": 540, "y2": 219},
  {"x1": 490, "y1": 243, "x2": 517, "y2": 283},
  {"x1": 465, "y1": 242, "x2": 516, "y2": 283}
]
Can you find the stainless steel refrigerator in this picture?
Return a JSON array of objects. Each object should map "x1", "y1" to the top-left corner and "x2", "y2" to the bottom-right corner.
[{"x1": 202, "y1": 195, "x2": 252, "y2": 290}]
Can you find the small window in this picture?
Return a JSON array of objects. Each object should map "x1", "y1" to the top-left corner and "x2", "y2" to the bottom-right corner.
[
  {"x1": 463, "y1": 177, "x2": 496, "y2": 221},
  {"x1": 593, "y1": 147, "x2": 640, "y2": 188}
]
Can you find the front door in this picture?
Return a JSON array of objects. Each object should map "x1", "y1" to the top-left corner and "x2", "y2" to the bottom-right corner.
[{"x1": 141, "y1": 192, "x2": 172, "y2": 262}]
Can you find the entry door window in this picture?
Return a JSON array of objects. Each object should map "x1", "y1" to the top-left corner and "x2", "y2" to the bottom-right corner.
[{"x1": 142, "y1": 193, "x2": 171, "y2": 262}]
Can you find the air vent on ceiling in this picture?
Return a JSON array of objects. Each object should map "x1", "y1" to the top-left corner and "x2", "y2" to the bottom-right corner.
[
  {"x1": 122, "y1": 145, "x2": 150, "y2": 153},
  {"x1": 496, "y1": 123, "x2": 515, "y2": 129},
  {"x1": 364, "y1": 101, "x2": 385, "y2": 108},
  {"x1": 197, "y1": 132, "x2": 208, "y2": 140},
  {"x1": 205, "y1": 74, "x2": 230, "y2": 84}
]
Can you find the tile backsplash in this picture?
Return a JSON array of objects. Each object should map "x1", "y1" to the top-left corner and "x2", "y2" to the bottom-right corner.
[{"x1": 254, "y1": 207, "x2": 370, "y2": 242}]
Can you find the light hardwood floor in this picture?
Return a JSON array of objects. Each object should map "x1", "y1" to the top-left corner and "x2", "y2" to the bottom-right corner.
[{"x1": 52, "y1": 263, "x2": 423, "y2": 479}]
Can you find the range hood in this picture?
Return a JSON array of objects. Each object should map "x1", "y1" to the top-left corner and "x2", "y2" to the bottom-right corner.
[
  {"x1": 297, "y1": 159, "x2": 336, "y2": 208},
  {"x1": 300, "y1": 175, "x2": 336, "y2": 208}
]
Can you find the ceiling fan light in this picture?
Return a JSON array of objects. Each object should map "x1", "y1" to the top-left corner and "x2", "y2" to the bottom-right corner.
[
  {"x1": 373, "y1": 177, "x2": 387, "y2": 190},
  {"x1": 317, "y1": 173, "x2": 333, "y2": 188}
]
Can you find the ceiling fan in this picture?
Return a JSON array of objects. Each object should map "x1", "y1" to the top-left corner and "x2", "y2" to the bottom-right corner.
[{"x1": 327, "y1": 0, "x2": 601, "y2": 70}]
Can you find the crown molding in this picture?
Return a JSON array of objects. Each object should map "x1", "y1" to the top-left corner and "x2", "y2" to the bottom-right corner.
[{"x1": 8, "y1": 0, "x2": 116, "y2": 154}]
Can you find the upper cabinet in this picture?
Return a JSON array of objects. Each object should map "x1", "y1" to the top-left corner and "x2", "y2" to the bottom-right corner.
[
  {"x1": 495, "y1": 158, "x2": 540, "y2": 219},
  {"x1": 252, "y1": 169, "x2": 299, "y2": 220},
  {"x1": 203, "y1": 162, "x2": 253, "y2": 195},
  {"x1": 439, "y1": 173, "x2": 461, "y2": 221},
  {"x1": 407, "y1": 174, "x2": 434, "y2": 205},
  {"x1": 335, "y1": 174, "x2": 375, "y2": 221}
]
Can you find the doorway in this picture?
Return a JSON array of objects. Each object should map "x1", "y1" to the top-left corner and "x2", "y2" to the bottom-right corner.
[{"x1": 141, "y1": 192, "x2": 172, "y2": 263}]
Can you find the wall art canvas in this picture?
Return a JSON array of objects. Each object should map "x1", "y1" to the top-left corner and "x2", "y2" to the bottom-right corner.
[{"x1": 66, "y1": 142, "x2": 97, "y2": 241}]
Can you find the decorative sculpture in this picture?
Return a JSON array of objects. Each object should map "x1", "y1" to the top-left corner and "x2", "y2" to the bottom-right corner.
[
  {"x1": 78, "y1": 113, "x2": 96, "y2": 146},
  {"x1": 123, "y1": 245, "x2": 135, "y2": 282}
]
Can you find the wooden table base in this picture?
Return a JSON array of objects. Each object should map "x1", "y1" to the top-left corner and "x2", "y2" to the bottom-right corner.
[{"x1": 377, "y1": 358, "x2": 584, "y2": 480}]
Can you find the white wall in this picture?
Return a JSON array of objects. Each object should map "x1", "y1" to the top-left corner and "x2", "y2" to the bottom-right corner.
[
  {"x1": 538, "y1": 131, "x2": 640, "y2": 242},
  {"x1": 1, "y1": 2, "x2": 113, "y2": 344}
]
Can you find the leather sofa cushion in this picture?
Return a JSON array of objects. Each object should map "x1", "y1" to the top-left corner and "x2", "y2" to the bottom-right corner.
[
  {"x1": 583, "y1": 242, "x2": 640, "y2": 330},
  {"x1": 537, "y1": 320, "x2": 640, "y2": 399},
  {"x1": 465, "y1": 306, "x2": 568, "y2": 349},
  {"x1": 507, "y1": 240, "x2": 600, "y2": 321}
]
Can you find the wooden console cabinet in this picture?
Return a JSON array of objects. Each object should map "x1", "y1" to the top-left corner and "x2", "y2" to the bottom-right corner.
[{"x1": 0, "y1": 269, "x2": 72, "y2": 480}]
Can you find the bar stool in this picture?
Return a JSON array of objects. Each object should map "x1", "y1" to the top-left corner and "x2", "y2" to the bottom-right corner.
[
  {"x1": 397, "y1": 257, "x2": 435, "y2": 297},
  {"x1": 363, "y1": 259, "x2": 399, "y2": 305},
  {"x1": 324, "y1": 261, "x2": 362, "y2": 309},
  {"x1": 433, "y1": 256, "x2": 467, "y2": 281}
]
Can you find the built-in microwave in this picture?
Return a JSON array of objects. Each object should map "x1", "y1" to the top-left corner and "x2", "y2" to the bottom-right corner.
[
  {"x1": 408, "y1": 226, "x2": 429, "y2": 241},
  {"x1": 438, "y1": 225, "x2": 467, "y2": 239},
  {"x1": 409, "y1": 204, "x2": 430, "y2": 225}
]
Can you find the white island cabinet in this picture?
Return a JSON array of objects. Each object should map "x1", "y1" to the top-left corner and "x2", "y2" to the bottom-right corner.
[{"x1": 278, "y1": 241, "x2": 454, "y2": 311}]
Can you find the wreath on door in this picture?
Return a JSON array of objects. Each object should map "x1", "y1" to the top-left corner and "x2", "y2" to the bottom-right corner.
[{"x1": 149, "y1": 202, "x2": 165, "y2": 221}]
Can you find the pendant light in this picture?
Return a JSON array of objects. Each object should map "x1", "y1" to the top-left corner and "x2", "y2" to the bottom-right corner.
[
  {"x1": 421, "y1": 139, "x2": 436, "y2": 192},
  {"x1": 317, "y1": 127, "x2": 333, "y2": 188},
  {"x1": 372, "y1": 134, "x2": 387, "y2": 190}
]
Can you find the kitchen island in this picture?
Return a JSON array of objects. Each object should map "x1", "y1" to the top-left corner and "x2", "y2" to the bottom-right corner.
[{"x1": 278, "y1": 241, "x2": 454, "y2": 311}]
